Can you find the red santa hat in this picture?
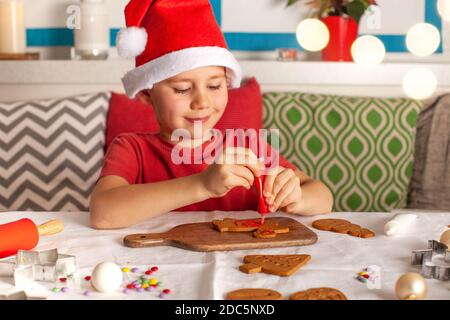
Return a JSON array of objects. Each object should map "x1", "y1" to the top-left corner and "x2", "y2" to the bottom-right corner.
[{"x1": 117, "y1": 0, "x2": 242, "y2": 98}]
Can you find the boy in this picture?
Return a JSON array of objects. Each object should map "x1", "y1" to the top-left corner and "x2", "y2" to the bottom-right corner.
[{"x1": 90, "y1": 0, "x2": 333, "y2": 229}]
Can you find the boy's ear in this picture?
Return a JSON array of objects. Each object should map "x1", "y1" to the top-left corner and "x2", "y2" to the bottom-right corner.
[
  {"x1": 224, "y1": 68, "x2": 232, "y2": 89},
  {"x1": 137, "y1": 90, "x2": 153, "y2": 105}
]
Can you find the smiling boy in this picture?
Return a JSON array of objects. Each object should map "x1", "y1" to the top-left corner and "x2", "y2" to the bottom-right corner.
[{"x1": 89, "y1": 0, "x2": 333, "y2": 229}]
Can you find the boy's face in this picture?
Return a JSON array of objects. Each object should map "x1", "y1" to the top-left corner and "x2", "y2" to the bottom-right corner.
[{"x1": 140, "y1": 66, "x2": 228, "y2": 140}]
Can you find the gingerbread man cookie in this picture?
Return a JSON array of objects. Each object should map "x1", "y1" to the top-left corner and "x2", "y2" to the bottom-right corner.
[
  {"x1": 226, "y1": 288, "x2": 282, "y2": 300},
  {"x1": 212, "y1": 218, "x2": 289, "y2": 239},
  {"x1": 289, "y1": 287, "x2": 347, "y2": 300},
  {"x1": 312, "y1": 219, "x2": 375, "y2": 238},
  {"x1": 239, "y1": 254, "x2": 311, "y2": 276}
]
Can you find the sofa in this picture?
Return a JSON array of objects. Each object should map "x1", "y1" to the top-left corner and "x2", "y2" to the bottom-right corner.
[{"x1": 1, "y1": 77, "x2": 446, "y2": 213}]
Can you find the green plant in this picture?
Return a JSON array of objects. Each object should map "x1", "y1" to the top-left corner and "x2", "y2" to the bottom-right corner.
[{"x1": 287, "y1": 0, "x2": 377, "y2": 23}]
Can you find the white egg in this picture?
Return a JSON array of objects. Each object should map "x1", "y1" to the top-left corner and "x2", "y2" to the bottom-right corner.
[{"x1": 91, "y1": 262, "x2": 123, "y2": 293}]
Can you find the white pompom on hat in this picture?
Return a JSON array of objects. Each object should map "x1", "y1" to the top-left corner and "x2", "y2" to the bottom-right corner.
[
  {"x1": 116, "y1": 27, "x2": 147, "y2": 59},
  {"x1": 117, "y1": 0, "x2": 242, "y2": 98}
]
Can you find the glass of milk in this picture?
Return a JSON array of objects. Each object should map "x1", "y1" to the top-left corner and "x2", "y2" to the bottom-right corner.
[{"x1": 74, "y1": 0, "x2": 109, "y2": 60}]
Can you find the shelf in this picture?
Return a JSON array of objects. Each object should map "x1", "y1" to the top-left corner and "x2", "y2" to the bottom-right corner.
[
  {"x1": 0, "y1": 59, "x2": 449, "y2": 87},
  {"x1": 1, "y1": 59, "x2": 450, "y2": 102}
]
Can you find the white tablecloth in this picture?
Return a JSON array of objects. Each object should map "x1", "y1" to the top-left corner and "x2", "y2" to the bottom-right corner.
[{"x1": 0, "y1": 209, "x2": 449, "y2": 300}]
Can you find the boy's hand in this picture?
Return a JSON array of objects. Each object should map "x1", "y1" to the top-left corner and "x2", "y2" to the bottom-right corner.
[
  {"x1": 200, "y1": 148, "x2": 262, "y2": 198},
  {"x1": 263, "y1": 166, "x2": 302, "y2": 213}
]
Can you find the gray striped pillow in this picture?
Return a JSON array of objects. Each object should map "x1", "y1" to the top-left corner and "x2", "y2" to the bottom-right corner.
[{"x1": 0, "y1": 92, "x2": 111, "y2": 212}]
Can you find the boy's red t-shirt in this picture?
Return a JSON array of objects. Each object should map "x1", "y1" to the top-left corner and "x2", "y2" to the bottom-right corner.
[{"x1": 98, "y1": 132, "x2": 297, "y2": 212}]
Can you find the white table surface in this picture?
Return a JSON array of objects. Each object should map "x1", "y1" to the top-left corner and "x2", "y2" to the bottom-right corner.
[{"x1": 0, "y1": 209, "x2": 449, "y2": 300}]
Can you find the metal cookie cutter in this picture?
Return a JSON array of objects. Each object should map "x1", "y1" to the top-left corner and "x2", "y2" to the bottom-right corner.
[
  {"x1": 411, "y1": 240, "x2": 450, "y2": 281},
  {"x1": 0, "y1": 291, "x2": 47, "y2": 300},
  {"x1": 0, "y1": 291, "x2": 28, "y2": 300},
  {"x1": 0, "y1": 248, "x2": 77, "y2": 286}
]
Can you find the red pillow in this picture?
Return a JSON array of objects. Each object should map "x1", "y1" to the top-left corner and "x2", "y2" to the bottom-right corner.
[{"x1": 105, "y1": 77, "x2": 262, "y2": 150}]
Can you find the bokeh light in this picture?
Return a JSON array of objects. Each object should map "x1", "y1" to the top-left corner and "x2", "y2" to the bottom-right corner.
[
  {"x1": 296, "y1": 19, "x2": 330, "y2": 52},
  {"x1": 406, "y1": 23, "x2": 441, "y2": 57},
  {"x1": 402, "y1": 68, "x2": 437, "y2": 100},
  {"x1": 351, "y1": 35, "x2": 386, "y2": 65},
  {"x1": 438, "y1": 0, "x2": 450, "y2": 22}
]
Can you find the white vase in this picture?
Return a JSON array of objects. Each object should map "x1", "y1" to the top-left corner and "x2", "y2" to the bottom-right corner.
[
  {"x1": 74, "y1": 0, "x2": 109, "y2": 60},
  {"x1": 0, "y1": 0, "x2": 26, "y2": 54}
]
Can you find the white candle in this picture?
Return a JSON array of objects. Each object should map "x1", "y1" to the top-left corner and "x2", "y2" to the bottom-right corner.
[
  {"x1": 0, "y1": 0, "x2": 26, "y2": 54},
  {"x1": 74, "y1": 0, "x2": 109, "y2": 52}
]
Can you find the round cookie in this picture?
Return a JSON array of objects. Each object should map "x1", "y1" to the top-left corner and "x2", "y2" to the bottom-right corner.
[
  {"x1": 227, "y1": 288, "x2": 283, "y2": 300},
  {"x1": 253, "y1": 229, "x2": 277, "y2": 239},
  {"x1": 289, "y1": 288, "x2": 347, "y2": 300}
]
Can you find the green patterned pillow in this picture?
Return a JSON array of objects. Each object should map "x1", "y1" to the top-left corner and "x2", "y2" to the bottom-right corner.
[{"x1": 262, "y1": 93, "x2": 423, "y2": 212}]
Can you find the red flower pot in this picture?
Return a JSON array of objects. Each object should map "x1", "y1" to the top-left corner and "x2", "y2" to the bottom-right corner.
[{"x1": 321, "y1": 16, "x2": 358, "y2": 62}]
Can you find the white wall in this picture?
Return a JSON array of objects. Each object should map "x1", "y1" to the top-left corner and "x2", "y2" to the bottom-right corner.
[{"x1": 19, "y1": 0, "x2": 450, "y2": 61}]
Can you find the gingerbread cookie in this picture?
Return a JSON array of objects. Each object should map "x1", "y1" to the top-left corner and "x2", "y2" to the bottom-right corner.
[
  {"x1": 212, "y1": 218, "x2": 289, "y2": 239},
  {"x1": 226, "y1": 288, "x2": 282, "y2": 300},
  {"x1": 253, "y1": 221, "x2": 289, "y2": 239},
  {"x1": 239, "y1": 254, "x2": 311, "y2": 276},
  {"x1": 289, "y1": 287, "x2": 347, "y2": 300},
  {"x1": 212, "y1": 218, "x2": 260, "y2": 233},
  {"x1": 312, "y1": 219, "x2": 375, "y2": 238}
]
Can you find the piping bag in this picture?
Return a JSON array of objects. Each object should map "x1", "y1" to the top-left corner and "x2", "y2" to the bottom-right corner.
[
  {"x1": 254, "y1": 175, "x2": 270, "y2": 224},
  {"x1": 254, "y1": 157, "x2": 270, "y2": 225},
  {"x1": 0, "y1": 218, "x2": 64, "y2": 259}
]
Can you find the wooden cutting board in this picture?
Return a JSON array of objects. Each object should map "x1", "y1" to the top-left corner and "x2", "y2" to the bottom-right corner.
[{"x1": 123, "y1": 217, "x2": 318, "y2": 252}]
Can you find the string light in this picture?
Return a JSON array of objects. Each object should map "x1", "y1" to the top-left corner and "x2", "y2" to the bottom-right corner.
[
  {"x1": 296, "y1": 19, "x2": 330, "y2": 52},
  {"x1": 406, "y1": 23, "x2": 441, "y2": 57},
  {"x1": 351, "y1": 35, "x2": 386, "y2": 65},
  {"x1": 402, "y1": 68, "x2": 437, "y2": 100}
]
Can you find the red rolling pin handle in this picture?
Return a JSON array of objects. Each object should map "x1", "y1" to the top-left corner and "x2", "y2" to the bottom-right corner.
[
  {"x1": 0, "y1": 218, "x2": 64, "y2": 259},
  {"x1": 0, "y1": 218, "x2": 39, "y2": 259}
]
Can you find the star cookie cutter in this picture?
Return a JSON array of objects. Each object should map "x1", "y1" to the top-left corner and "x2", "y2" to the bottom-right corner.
[
  {"x1": 411, "y1": 240, "x2": 450, "y2": 281},
  {"x1": 0, "y1": 248, "x2": 77, "y2": 286}
]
